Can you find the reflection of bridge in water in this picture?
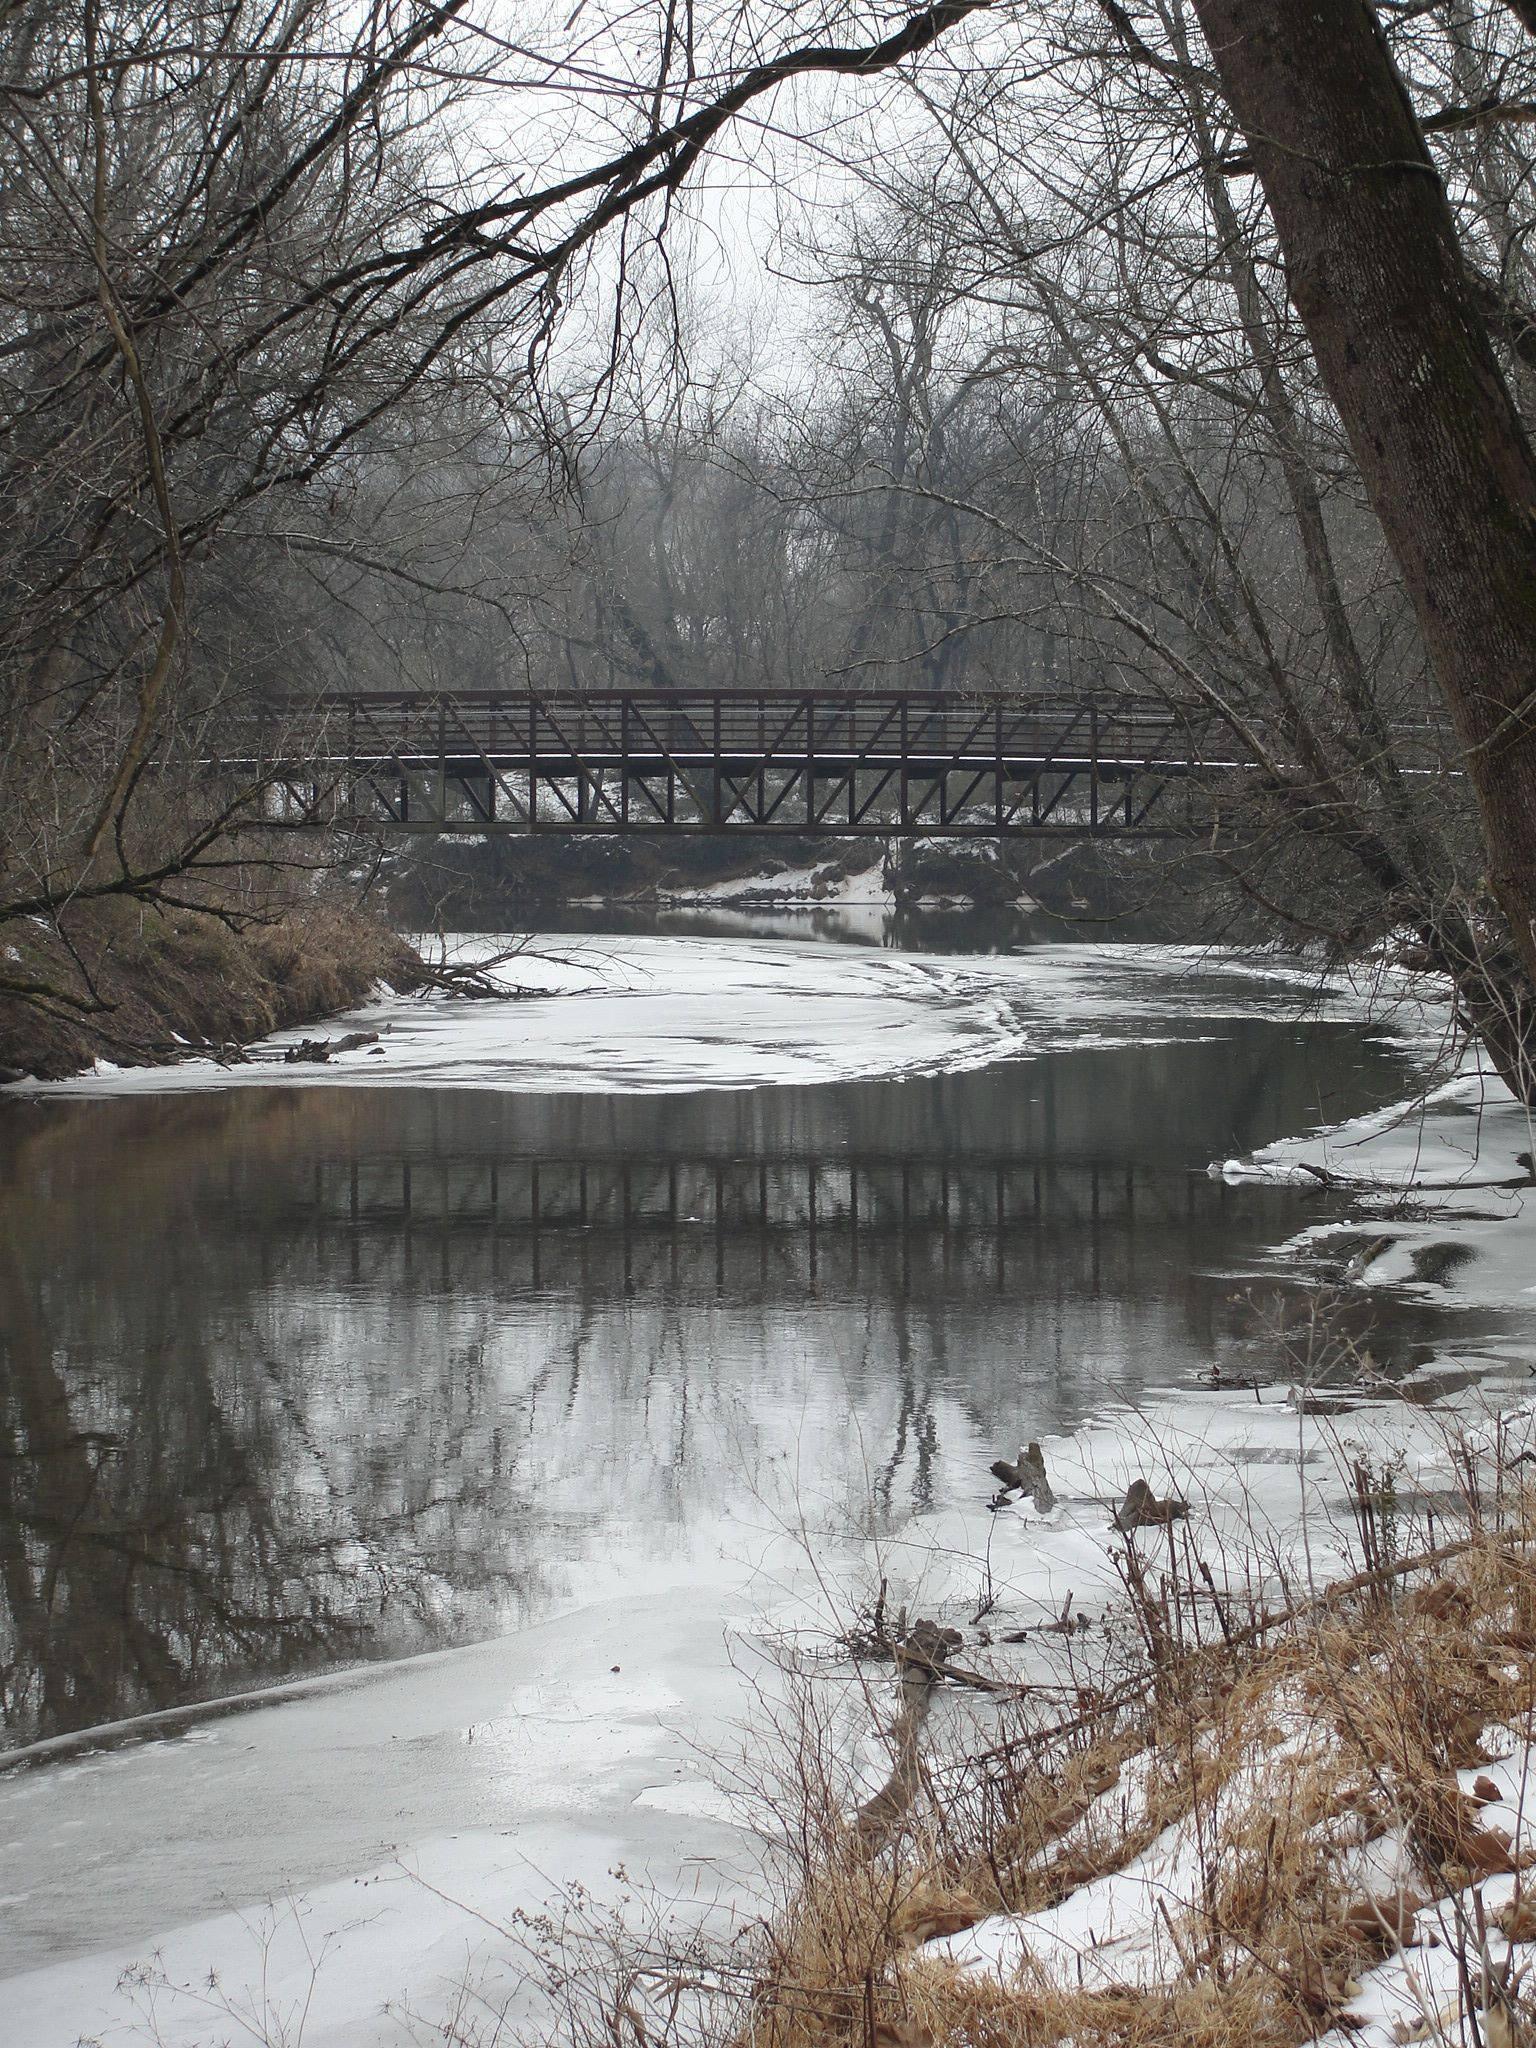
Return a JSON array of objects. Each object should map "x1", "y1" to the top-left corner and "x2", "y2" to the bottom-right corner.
[
  {"x1": 287, "y1": 1150, "x2": 1261, "y2": 1298},
  {"x1": 0, "y1": 1023, "x2": 1457, "y2": 1759}
]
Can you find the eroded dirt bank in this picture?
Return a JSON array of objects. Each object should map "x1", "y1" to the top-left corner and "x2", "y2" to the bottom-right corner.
[{"x1": 0, "y1": 893, "x2": 423, "y2": 1082}]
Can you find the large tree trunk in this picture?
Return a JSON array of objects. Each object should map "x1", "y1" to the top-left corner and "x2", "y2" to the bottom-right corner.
[{"x1": 1190, "y1": 0, "x2": 1536, "y2": 1048}]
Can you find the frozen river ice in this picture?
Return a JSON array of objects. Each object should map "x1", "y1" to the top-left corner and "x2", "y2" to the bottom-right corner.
[
  {"x1": 20, "y1": 931, "x2": 1383, "y2": 1095},
  {"x1": 1, "y1": 926, "x2": 1521, "y2": 2045}
]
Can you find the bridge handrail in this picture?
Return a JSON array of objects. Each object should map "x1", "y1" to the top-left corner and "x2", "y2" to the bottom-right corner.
[{"x1": 234, "y1": 686, "x2": 1213, "y2": 760}]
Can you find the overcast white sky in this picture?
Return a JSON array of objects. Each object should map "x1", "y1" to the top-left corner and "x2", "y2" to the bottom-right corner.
[{"x1": 439, "y1": 0, "x2": 1024, "y2": 401}]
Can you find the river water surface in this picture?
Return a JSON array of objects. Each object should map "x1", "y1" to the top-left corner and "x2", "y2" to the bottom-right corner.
[
  {"x1": 0, "y1": 914, "x2": 1501, "y2": 2030},
  {"x1": 1, "y1": 914, "x2": 1444, "y2": 1747}
]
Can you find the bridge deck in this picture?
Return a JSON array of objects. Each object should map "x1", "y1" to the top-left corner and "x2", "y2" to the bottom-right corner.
[{"x1": 232, "y1": 687, "x2": 1236, "y2": 837}]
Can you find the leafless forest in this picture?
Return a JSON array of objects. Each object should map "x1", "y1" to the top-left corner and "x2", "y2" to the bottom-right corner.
[{"x1": 2, "y1": 0, "x2": 1535, "y2": 1097}]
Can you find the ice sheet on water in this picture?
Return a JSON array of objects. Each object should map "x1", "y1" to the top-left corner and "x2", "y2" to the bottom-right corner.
[
  {"x1": 21, "y1": 934, "x2": 1396, "y2": 1097},
  {"x1": 1221, "y1": 1055, "x2": 1536, "y2": 1317}
]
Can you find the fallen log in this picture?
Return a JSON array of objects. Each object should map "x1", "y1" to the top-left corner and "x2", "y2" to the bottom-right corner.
[{"x1": 281, "y1": 1030, "x2": 379, "y2": 1064}]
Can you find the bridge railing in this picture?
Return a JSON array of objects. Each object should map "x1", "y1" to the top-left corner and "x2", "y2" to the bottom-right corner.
[{"x1": 240, "y1": 686, "x2": 1216, "y2": 769}]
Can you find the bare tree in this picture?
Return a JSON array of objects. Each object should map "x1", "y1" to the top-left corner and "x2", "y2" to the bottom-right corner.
[{"x1": 1171, "y1": 1, "x2": 1536, "y2": 1006}]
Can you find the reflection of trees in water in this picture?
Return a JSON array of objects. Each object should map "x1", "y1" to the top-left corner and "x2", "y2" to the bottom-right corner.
[
  {"x1": 0, "y1": 1313, "x2": 542, "y2": 1742},
  {"x1": 0, "y1": 1114, "x2": 548, "y2": 1742},
  {"x1": 2, "y1": 1237, "x2": 341, "y2": 1737},
  {"x1": 0, "y1": 1023, "x2": 1432, "y2": 1743},
  {"x1": 870, "y1": 1308, "x2": 940, "y2": 1518}
]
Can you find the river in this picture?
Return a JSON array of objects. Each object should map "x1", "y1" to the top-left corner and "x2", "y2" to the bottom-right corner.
[{"x1": 0, "y1": 910, "x2": 1510, "y2": 2044}]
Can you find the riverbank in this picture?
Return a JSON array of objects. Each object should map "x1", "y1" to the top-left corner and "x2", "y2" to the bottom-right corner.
[
  {"x1": 8, "y1": 929, "x2": 1384, "y2": 1097},
  {"x1": 713, "y1": 1420, "x2": 1536, "y2": 2048},
  {"x1": 0, "y1": 892, "x2": 424, "y2": 1082}
]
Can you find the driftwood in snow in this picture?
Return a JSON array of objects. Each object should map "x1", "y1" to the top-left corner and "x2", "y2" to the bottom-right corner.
[
  {"x1": 896, "y1": 1618, "x2": 963, "y2": 1672},
  {"x1": 1298, "y1": 1159, "x2": 1536, "y2": 1195},
  {"x1": 1001, "y1": 1591, "x2": 1093, "y2": 1644},
  {"x1": 854, "y1": 1663, "x2": 935, "y2": 1848},
  {"x1": 282, "y1": 1030, "x2": 378, "y2": 1063},
  {"x1": 412, "y1": 953, "x2": 529, "y2": 999},
  {"x1": 1113, "y1": 1477, "x2": 1190, "y2": 1534},
  {"x1": 894, "y1": 1618, "x2": 1016, "y2": 1695},
  {"x1": 989, "y1": 1440, "x2": 1056, "y2": 1512},
  {"x1": 852, "y1": 1611, "x2": 1017, "y2": 1695},
  {"x1": 855, "y1": 1613, "x2": 1063, "y2": 1845},
  {"x1": 856, "y1": 1619, "x2": 973, "y2": 1847}
]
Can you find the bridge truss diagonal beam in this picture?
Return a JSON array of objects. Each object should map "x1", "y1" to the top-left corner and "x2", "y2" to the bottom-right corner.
[{"x1": 232, "y1": 687, "x2": 1242, "y2": 839}]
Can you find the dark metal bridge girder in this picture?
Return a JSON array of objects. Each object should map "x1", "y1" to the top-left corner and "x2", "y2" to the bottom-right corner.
[{"x1": 230, "y1": 687, "x2": 1241, "y2": 839}]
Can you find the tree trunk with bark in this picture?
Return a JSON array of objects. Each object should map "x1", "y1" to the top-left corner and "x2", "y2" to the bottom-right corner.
[{"x1": 1190, "y1": 0, "x2": 1536, "y2": 1089}]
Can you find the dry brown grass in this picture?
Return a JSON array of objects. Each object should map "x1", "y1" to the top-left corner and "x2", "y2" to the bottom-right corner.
[
  {"x1": 622, "y1": 1471, "x2": 1536, "y2": 2048},
  {"x1": 0, "y1": 886, "x2": 423, "y2": 1077}
]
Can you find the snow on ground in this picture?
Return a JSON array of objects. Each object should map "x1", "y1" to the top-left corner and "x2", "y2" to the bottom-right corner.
[
  {"x1": 18, "y1": 933, "x2": 1398, "y2": 1097},
  {"x1": 1219, "y1": 1055, "x2": 1532, "y2": 1192},
  {"x1": 1313, "y1": 1756, "x2": 1536, "y2": 2048},
  {"x1": 1336, "y1": 1854, "x2": 1536, "y2": 2046},
  {"x1": 925, "y1": 1724, "x2": 1536, "y2": 2028},
  {"x1": 916, "y1": 1389, "x2": 1536, "y2": 2017},
  {"x1": 929, "y1": 1821, "x2": 1197, "y2": 1992}
]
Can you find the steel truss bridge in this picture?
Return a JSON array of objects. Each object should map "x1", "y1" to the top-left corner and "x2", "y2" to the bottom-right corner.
[{"x1": 240, "y1": 688, "x2": 1240, "y2": 838}]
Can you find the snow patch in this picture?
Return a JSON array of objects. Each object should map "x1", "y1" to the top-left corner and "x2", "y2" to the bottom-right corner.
[{"x1": 1223, "y1": 1058, "x2": 1536, "y2": 1320}]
